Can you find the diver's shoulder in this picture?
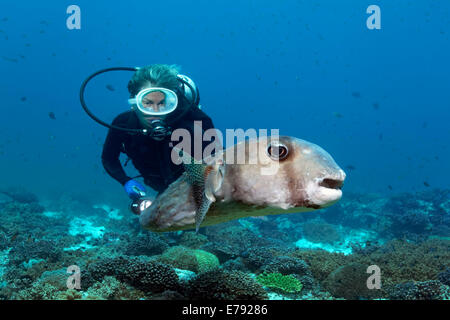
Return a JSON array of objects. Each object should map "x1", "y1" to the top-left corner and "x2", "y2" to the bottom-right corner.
[
  {"x1": 188, "y1": 107, "x2": 212, "y2": 121},
  {"x1": 112, "y1": 110, "x2": 135, "y2": 125}
]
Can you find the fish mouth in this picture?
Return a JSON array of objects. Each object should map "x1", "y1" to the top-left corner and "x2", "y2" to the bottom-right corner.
[
  {"x1": 319, "y1": 178, "x2": 344, "y2": 190},
  {"x1": 306, "y1": 170, "x2": 346, "y2": 207}
]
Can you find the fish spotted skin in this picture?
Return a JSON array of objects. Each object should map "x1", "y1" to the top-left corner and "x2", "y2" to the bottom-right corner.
[{"x1": 140, "y1": 136, "x2": 346, "y2": 232}]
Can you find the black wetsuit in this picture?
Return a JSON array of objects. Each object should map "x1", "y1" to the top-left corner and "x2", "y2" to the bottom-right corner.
[{"x1": 101, "y1": 108, "x2": 215, "y2": 193}]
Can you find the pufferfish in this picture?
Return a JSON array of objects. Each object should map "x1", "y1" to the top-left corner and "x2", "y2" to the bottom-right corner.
[{"x1": 139, "y1": 136, "x2": 346, "y2": 232}]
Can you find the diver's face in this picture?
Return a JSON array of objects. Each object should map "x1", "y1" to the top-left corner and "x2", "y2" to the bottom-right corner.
[{"x1": 141, "y1": 91, "x2": 166, "y2": 113}]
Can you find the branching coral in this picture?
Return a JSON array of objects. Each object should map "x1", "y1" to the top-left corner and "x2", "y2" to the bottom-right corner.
[{"x1": 256, "y1": 272, "x2": 303, "y2": 293}]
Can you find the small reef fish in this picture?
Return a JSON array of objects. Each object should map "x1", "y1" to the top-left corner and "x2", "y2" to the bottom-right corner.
[{"x1": 140, "y1": 136, "x2": 346, "y2": 232}]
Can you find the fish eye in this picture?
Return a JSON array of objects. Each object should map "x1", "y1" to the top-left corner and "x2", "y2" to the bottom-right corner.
[{"x1": 267, "y1": 142, "x2": 289, "y2": 160}]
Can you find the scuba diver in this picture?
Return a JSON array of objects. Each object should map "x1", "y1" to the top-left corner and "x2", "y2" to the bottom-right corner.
[{"x1": 80, "y1": 64, "x2": 216, "y2": 215}]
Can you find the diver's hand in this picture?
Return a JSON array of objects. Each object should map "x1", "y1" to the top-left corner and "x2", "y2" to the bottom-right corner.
[{"x1": 124, "y1": 180, "x2": 146, "y2": 200}]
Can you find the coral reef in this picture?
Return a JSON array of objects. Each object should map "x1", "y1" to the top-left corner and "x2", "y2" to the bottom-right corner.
[
  {"x1": 438, "y1": 268, "x2": 450, "y2": 286},
  {"x1": 256, "y1": 272, "x2": 303, "y2": 293},
  {"x1": 290, "y1": 249, "x2": 349, "y2": 282},
  {"x1": 0, "y1": 186, "x2": 449, "y2": 300},
  {"x1": 323, "y1": 263, "x2": 381, "y2": 300},
  {"x1": 0, "y1": 187, "x2": 39, "y2": 204},
  {"x1": 123, "y1": 232, "x2": 169, "y2": 256},
  {"x1": 86, "y1": 256, "x2": 181, "y2": 295},
  {"x1": 157, "y1": 246, "x2": 220, "y2": 273},
  {"x1": 84, "y1": 276, "x2": 146, "y2": 300},
  {"x1": 381, "y1": 189, "x2": 450, "y2": 239},
  {"x1": 186, "y1": 269, "x2": 268, "y2": 300},
  {"x1": 387, "y1": 280, "x2": 450, "y2": 300},
  {"x1": 15, "y1": 268, "x2": 80, "y2": 300},
  {"x1": 260, "y1": 255, "x2": 311, "y2": 278},
  {"x1": 241, "y1": 246, "x2": 293, "y2": 272},
  {"x1": 302, "y1": 219, "x2": 342, "y2": 244},
  {"x1": 8, "y1": 240, "x2": 62, "y2": 266},
  {"x1": 353, "y1": 239, "x2": 450, "y2": 286},
  {"x1": 179, "y1": 231, "x2": 209, "y2": 249}
]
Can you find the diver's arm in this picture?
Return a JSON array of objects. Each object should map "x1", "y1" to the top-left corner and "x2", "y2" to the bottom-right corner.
[{"x1": 101, "y1": 123, "x2": 131, "y2": 186}]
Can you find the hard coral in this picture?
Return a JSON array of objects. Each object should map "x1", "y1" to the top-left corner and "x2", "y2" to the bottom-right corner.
[
  {"x1": 157, "y1": 246, "x2": 219, "y2": 273},
  {"x1": 323, "y1": 263, "x2": 382, "y2": 300},
  {"x1": 15, "y1": 268, "x2": 82, "y2": 300},
  {"x1": 256, "y1": 272, "x2": 303, "y2": 293},
  {"x1": 438, "y1": 268, "x2": 450, "y2": 286},
  {"x1": 302, "y1": 219, "x2": 341, "y2": 244},
  {"x1": 179, "y1": 231, "x2": 209, "y2": 249},
  {"x1": 381, "y1": 190, "x2": 450, "y2": 239},
  {"x1": 84, "y1": 276, "x2": 146, "y2": 300},
  {"x1": 205, "y1": 225, "x2": 272, "y2": 254},
  {"x1": 0, "y1": 187, "x2": 39, "y2": 204},
  {"x1": 289, "y1": 248, "x2": 350, "y2": 282},
  {"x1": 260, "y1": 256, "x2": 312, "y2": 277},
  {"x1": 387, "y1": 280, "x2": 450, "y2": 300},
  {"x1": 354, "y1": 239, "x2": 450, "y2": 286},
  {"x1": 200, "y1": 242, "x2": 239, "y2": 263},
  {"x1": 87, "y1": 256, "x2": 180, "y2": 294},
  {"x1": 222, "y1": 257, "x2": 248, "y2": 272},
  {"x1": 9, "y1": 240, "x2": 62, "y2": 266},
  {"x1": 241, "y1": 246, "x2": 291, "y2": 272},
  {"x1": 186, "y1": 269, "x2": 267, "y2": 300},
  {"x1": 124, "y1": 232, "x2": 169, "y2": 256}
]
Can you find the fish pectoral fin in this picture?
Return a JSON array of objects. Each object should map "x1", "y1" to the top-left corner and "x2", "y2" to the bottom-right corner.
[
  {"x1": 175, "y1": 149, "x2": 225, "y2": 232},
  {"x1": 195, "y1": 196, "x2": 213, "y2": 233},
  {"x1": 173, "y1": 147, "x2": 203, "y2": 178},
  {"x1": 204, "y1": 187, "x2": 216, "y2": 203},
  {"x1": 194, "y1": 166, "x2": 224, "y2": 232},
  {"x1": 204, "y1": 161, "x2": 225, "y2": 202}
]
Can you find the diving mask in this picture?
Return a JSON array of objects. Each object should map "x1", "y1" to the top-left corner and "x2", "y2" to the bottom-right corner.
[{"x1": 128, "y1": 87, "x2": 178, "y2": 116}]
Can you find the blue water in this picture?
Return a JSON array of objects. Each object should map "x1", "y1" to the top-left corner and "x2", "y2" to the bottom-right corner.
[
  {"x1": 0, "y1": 0, "x2": 449, "y2": 203},
  {"x1": 0, "y1": 0, "x2": 449, "y2": 301}
]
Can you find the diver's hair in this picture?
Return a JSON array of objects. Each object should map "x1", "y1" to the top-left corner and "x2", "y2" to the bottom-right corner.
[{"x1": 127, "y1": 64, "x2": 181, "y2": 97}]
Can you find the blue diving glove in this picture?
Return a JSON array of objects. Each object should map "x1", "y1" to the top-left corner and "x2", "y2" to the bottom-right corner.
[{"x1": 124, "y1": 180, "x2": 146, "y2": 200}]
